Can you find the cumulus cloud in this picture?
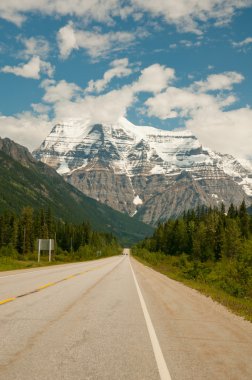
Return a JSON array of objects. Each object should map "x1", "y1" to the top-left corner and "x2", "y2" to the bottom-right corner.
[
  {"x1": 57, "y1": 23, "x2": 78, "y2": 59},
  {"x1": 31, "y1": 103, "x2": 51, "y2": 114},
  {"x1": 143, "y1": 70, "x2": 251, "y2": 159},
  {"x1": 133, "y1": 64, "x2": 175, "y2": 93},
  {"x1": 42, "y1": 77, "x2": 135, "y2": 124},
  {"x1": 41, "y1": 79, "x2": 81, "y2": 103},
  {"x1": 0, "y1": 112, "x2": 51, "y2": 150},
  {"x1": 41, "y1": 63, "x2": 175, "y2": 124},
  {"x1": 86, "y1": 58, "x2": 132, "y2": 93},
  {"x1": 187, "y1": 107, "x2": 252, "y2": 159},
  {"x1": 57, "y1": 23, "x2": 135, "y2": 60},
  {"x1": 145, "y1": 87, "x2": 217, "y2": 119},
  {"x1": 53, "y1": 87, "x2": 136, "y2": 124},
  {"x1": 40, "y1": 78, "x2": 135, "y2": 124},
  {"x1": 1, "y1": 56, "x2": 54, "y2": 79},
  {"x1": 192, "y1": 71, "x2": 244, "y2": 92}
]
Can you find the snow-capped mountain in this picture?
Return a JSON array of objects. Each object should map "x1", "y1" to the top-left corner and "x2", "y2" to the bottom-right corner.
[{"x1": 34, "y1": 117, "x2": 252, "y2": 225}]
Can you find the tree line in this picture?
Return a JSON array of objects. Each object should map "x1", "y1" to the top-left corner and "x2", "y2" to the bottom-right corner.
[
  {"x1": 134, "y1": 201, "x2": 252, "y2": 299},
  {"x1": 0, "y1": 207, "x2": 120, "y2": 259},
  {"x1": 139, "y1": 201, "x2": 251, "y2": 261}
]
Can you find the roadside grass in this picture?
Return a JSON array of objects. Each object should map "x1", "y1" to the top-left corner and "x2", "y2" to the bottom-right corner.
[
  {"x1": 0, "y1": 256, "x2": 75, "y2": 272},
  {"x1": 0, "y1": 247, "x2": 122, "y2": 272},
  {"x1": 133, "y1": 253, "x2": 252, "y2": 323}
]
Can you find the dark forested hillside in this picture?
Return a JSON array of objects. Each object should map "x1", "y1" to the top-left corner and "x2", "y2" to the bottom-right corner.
[{"x1": 0, "y1": 137, "x2": 153, "y2": 245}]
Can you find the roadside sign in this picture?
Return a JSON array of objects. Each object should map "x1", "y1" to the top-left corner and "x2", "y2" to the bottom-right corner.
[{"x1": 37, "y1": 239, "x2": 54, "y2": 262}]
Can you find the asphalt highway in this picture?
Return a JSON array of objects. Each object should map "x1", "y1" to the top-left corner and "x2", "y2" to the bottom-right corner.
[{"x1": 0, "y1": 250, "x2": 251, "y2": 379}]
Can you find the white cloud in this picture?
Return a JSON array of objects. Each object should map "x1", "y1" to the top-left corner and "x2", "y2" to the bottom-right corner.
[
  {"x1": 180, "y1": 39, "x2": 201, "y2": 48},
  {"x1": 20, "y1": 36, "x2": 50, "y2": 59},
  {"x1": 42, "y1": 79, "x2": 81, "y2": 103},
  {"x1": 3, "y1": 62, "x2": 249, "y2": 159},
  {"x1": 0, "y1": 0, "x2": 122, "y2": 25},
  {"x1": 232, "y1": 37, "x2": 252, "y2": 48},
  {"x1": 53, "y1": 87, "x2": 136, "y2": 125},
  {"x1": 0, "y1": 112, "x2": 51, "y2": 151},
  {"x1": 187, "y1": 107, "x2": 252, "y2": 159},
  {"x1": 1, "y1": 56, "x2": 54, "y2": 79},
  {"x1": 31, "y1": 103, "x2": 51, "y2": 114},
  {"x1": 1, "y1": 0, "x2": 251, "y2": 35},
  {"x1": 41, "y1": 63, "x2": 175, "y2": 124},
  {"x1": 41, "y1": 73, "x2": 136, "y2": 124},
  {"x1": 143, "y1": 71, "x2": 251, "y2": 159},
  {"x1": 57, "y1": 23, "x2": 78, "y2": 59},
  {"x1": 192, "y1": 71, "x2": 244, "y2": 92},
  {"x1": 40, "y1": 60, "x2": 54, "y2": 78},
  {"x1": 133, "y1": 64, "x2": 175, "y2": 93},
  {"x1": 57, "y1": 23, "x2": 135, "y2": 60},
  {"x1": 133, "y1": 0, "x2": 252, "y2": 34},
  {"x1": 145, "y1": 87, "x2": 217, "y2": 119},
  {"x1": 169, "y1": 39, "x2": 202, "y2": 49},
  {"x1": 86, "y1": 58, "x2": 132, "y2": 93},
  {"x1": 144, "y1": 75, "x2": 241, "y2": 121}
]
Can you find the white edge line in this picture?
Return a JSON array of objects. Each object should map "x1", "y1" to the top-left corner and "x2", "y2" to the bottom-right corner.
[{"x1": 129, "y1": 258, "x2": 172, "y2": 380}]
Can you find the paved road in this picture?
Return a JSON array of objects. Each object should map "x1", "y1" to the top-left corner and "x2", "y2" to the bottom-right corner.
[{"x1": 0, "y1": 250, "x2": 251, "y2": 380}]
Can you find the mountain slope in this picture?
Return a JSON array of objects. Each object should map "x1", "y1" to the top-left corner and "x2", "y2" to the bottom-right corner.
[
  {"x1": 34, "y1": 117, "x2": 252, "y2": 225},
  {"x1": 0, "y1": 137, "x2": 153, "y2": 245}
]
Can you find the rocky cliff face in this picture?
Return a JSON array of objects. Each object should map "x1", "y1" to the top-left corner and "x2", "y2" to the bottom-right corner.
[
  {"x1": 0, "y1": 137, "x2": 37, "y2": 167},
  {"x1": 33, "y1": 117, "x2": 252, "y2": 225}
]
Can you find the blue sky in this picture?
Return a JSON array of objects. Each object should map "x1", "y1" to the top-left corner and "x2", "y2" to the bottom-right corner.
[{"x1": 0, "y1": 0, "x2": 251, "y2": 159}]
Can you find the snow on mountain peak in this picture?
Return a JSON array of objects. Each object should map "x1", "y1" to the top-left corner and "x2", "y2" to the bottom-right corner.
[{"x1": 34, "y1": 117, "x2": 252, "y2": 197}]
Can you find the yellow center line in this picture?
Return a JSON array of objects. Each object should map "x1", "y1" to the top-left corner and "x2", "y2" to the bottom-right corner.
[
  {"x1": 0, "y1": 259, "x2": 119, "y2": 306},
  {"x1": 37, "y1": 282, "x2": 55, "y2": 290},
  {"x1": 0, "y1": 297, "x2": 16, "y2": 305},
  {"x1": 64, "y1": 274, "x2": 76, "y2": 280}
]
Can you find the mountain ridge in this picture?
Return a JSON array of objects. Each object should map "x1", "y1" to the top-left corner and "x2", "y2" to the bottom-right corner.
[{"x1": 34, "y1": 117, "x2": 252, "y2": 225}]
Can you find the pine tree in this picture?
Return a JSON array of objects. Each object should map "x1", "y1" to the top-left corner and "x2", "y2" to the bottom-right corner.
[
  {"x1": 220, "y1": 202, "x2": 226, "y2": 216},
  {"x1": 223, "y1": 219, "x2": 242, "y2": 258},
  {"x1": 214, "y1": 219, "x2": 225, "y2": 260},
  {"x1": 239, "y1": 200, "x2": 249, "y2": 239},
  {"x1": 20, "y1": 207, "x2": 34, "y2": 254},
  {"x1": 228, "y1": 203, "x2": 236, "y2": 218}
]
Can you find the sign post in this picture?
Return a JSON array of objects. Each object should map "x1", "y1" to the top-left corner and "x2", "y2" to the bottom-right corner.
[
  {"x1": 38, "y1": 239, "x2": 55, "y2": 263},
  {"x1": 38, "y1": 239, "x2": 41, "y2": 263},
  {"x1": 49, "y1": 239, "x2": 52, "y2": 262}
]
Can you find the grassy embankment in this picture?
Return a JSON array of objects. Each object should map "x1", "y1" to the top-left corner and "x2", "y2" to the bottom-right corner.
[
  {"x1": 0, "y1": 244, "x2": 122, "y2": 272},
  {"x1": 132, "y1": 247, "x2": 252, "y2": 322}
]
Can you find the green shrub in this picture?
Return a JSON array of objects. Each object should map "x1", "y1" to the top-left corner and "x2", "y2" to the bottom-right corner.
[{"x1": 0, "y1": 244, "x2": 18, "y2": 258}]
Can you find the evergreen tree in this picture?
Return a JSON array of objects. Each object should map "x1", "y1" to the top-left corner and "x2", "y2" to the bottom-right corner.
[
  {"x1": 223, "y1": 219, "x2": 242, "y2": 258},
  {"x1": 228, "y1": 203, "x2": 237, "y2": 218},
  {"x1": 220, "y1": 202, "x2": 226, "y2": 215},
  {"x1": 20, "y1": 207, "x2": 34, "y2": 254},
  {"x1": 214, "y1": 220, "x2": 225, "y2": 260},
  {"x1": 239, "y1": 200, "x2": 249, "y2": 239}
]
